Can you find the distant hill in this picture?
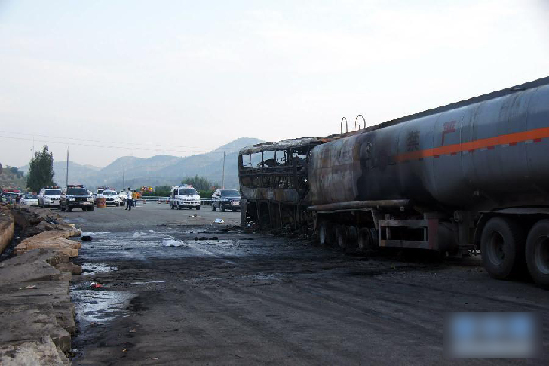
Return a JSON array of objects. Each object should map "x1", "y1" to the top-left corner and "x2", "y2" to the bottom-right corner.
[
  {"x1": 210, "y1": 137, "x2": 264, "y2": 155},
  {"x1": 19, "y1": 137, "x2": 264, "y2": 191}
]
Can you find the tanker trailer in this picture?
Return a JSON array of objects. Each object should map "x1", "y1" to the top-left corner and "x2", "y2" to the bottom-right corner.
[{"x1": 308, "y1": 77, "x2": 549, "y2": 287}]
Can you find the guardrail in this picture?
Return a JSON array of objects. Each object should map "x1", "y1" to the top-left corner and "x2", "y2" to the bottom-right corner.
[{"x1": 140, "y1": 197, "x2": 214, "y2": 205}]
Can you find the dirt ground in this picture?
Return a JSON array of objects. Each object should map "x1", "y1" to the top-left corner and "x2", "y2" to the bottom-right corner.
[{"x1": 58, "y1": 203, "x2": 548, "y2": 365}]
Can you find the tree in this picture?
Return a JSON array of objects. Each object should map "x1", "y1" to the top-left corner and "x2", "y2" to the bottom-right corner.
[
  {"x1": 181, "y1": 175, "x2": 216, "y2": 191},
  {"x1": 27, "y1": 146, "x2": 54, "y2": 192}
]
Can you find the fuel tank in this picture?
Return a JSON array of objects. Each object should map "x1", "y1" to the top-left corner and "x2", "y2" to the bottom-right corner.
[{"x1": 309, "y1": 79, "x2": 549, "y2": 211}]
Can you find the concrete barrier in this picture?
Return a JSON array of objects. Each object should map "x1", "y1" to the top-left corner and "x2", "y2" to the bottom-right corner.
[
  {"x1": 0, "y1": 249, "x2": 75, "y2": 364},
  {"x1": 0, "y1": 206, "x2": 82, "y2": 364},
  {"x1": 16, "y1": 230, "x2": 81, "y2": 257}
]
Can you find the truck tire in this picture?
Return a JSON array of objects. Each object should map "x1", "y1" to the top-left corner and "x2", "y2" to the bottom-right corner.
[
  {"x1": 319, "y1": 221, "x2": 334, "y2": 246},
  {"x1": 358, "y1": 228, "x2": 378, "y2": 250},
  {"x1": 89, "y1": 206, "x2": 94, "y2": 211},
  {"x1": 525, "y1": 220, "x2": 549, "y2": 288},
  {"x1": 212, "y1": 204, "x2": 216, "y2": 211},
  {"x1": 335, "y1": 225, "x2": 347, "y2": 248},
  {"x1": 67, "y1": 206, "x2": 72, "y2": 212},
  {"x1": 196, "y1": 206, "x2": 201, "y2": 210},
  {"x1": 346, "y1": 226, "x2": 358, "y2": 248},
  {"x1": 480, "y1": 217, "x2": 525, "y2": 280},
  {"x1": 221, "y1": 206, "x2": 225, "y2": 212}
]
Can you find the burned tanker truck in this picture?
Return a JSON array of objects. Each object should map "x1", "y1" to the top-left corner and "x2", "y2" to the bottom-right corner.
[{"x1": 238, "y1": 77, "x2": 549, "y2": 287}]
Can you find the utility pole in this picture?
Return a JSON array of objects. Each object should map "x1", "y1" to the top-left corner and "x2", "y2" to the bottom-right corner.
[
  {"x1": 221, "y1": 151, "x2": 226, "y2": 189},
  {"x1": 65, "y1": 148, "x2": 69, "y2": 188},
  {"x1": 122, "y1": 167, "x2": 125, "y2": 189}
]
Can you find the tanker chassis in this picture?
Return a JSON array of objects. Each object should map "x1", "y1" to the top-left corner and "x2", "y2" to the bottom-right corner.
[{"x1": 238, "y1": 77, "x2": 549, "y2": 288}]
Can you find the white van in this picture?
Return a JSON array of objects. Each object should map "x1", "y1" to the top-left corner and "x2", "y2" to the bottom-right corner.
[{"x1": 170, "y1": 185, "x2": 201, "y2": 210}]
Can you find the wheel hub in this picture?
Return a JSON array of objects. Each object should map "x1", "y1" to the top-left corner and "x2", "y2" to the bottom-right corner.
[{"x1": 488, "y1": 232, "x2": 505, "y2": 265}]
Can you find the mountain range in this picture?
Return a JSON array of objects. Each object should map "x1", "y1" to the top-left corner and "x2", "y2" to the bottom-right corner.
[{"x1": 19, "y1": 137, "x2": 263, "y2": 191}]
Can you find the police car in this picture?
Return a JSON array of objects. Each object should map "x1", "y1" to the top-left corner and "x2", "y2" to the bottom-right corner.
[{"x1": 60, "y1": 185, "x2": 95, "y2": 212}]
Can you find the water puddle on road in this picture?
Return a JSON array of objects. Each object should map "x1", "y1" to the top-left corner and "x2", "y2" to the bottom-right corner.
[
  {"x1": 130, "y1": 280, "x2": 166, "y2": 285},
  {"x1": 71, "y1": 286, "x2": 134, "y2": 324},
  {"x1": 81, "y1": 231, "x2": 111, "y2": 237},
  {"x1": 81, "y1": 262, "x2": 118, "y2": 275}
]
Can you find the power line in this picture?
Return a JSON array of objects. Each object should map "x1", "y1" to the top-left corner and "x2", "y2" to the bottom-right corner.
[
  {"x1": 0, "y1": 134, "x2": 227, "y2": 155},
  {"x1": 0, "y1": 129, "x2": 209, "y2": 151}
]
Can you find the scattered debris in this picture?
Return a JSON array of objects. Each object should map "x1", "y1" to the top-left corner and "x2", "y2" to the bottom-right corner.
[
  {"x1": 81, "y1": 235, "x2": 93, "y2": 241},
  {"x1": 90, "y1": 282, "x2": 103, "y2": 289},
  {"x1": 213, "y1": 218, "x2": 225, "y2": 224},
  {"x1": 25, "y1": 284, "x2": 37, "y2": 289}
]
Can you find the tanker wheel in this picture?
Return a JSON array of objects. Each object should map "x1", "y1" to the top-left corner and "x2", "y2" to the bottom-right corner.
[
  {"x1": 335, "y1": 225, "x2": 347, "y2": 248},
  {"x1": 525, "y1": 220, "x2": 549, "y2": 288},
  {"x1": 480, "y1": 217, "x2": 525, "y2": 280},
  {"x1": 358, "y1": 228, "x2": 373, "y2": 251},
  {"x1": 319, "y1": 221, "x2": 334, "y2": 246},
  {"x1": 346, "y1": 226, "x2": 358, "y2": 248}
]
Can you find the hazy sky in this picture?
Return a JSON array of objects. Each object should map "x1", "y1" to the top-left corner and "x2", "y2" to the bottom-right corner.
[{"x1": 1, "y1": 0, "x2": 548, "y2": 168}]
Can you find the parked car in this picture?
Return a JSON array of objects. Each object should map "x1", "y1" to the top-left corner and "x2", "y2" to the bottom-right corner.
[
  {"x1": 211, "y1": 189, "x2": 241, "y2": 212},
  {"x1": 101, "y1": 189, "x2": 122, "y2": 206},
  {"x1": 21, "y1": 193, "x2": 39, "y2": 206},
  {"x1": 38, "y1": 187, "x2": 62, "y2": 208}
]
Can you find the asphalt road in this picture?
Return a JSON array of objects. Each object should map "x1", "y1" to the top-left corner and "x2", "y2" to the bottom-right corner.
[{"x1": 59, "y1": 204, "x2": 549, "y2": 365}]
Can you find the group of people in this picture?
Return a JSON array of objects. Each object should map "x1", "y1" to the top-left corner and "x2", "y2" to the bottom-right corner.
[{"x1": 123, "y1": 188, "x2": 138, "y2": 211}]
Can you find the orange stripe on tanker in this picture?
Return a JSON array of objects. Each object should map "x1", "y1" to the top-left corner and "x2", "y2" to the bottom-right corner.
[{"x1": 394, "y1": 126, "x2": 549, "y2": 163}]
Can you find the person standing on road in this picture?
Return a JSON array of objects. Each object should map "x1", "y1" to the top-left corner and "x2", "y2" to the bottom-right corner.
[
  {"x1": 132, "y1": 190, "x2": 138, "y2": 207},
  {"x1": 125, "y1": 188, "x2": 133, "y2": 211}
]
